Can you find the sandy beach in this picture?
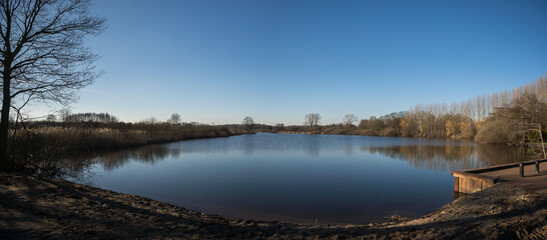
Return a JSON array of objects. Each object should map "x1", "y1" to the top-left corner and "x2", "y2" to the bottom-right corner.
[{"x1": 1, "y1": 172, "x2": 546, "y2": 239}]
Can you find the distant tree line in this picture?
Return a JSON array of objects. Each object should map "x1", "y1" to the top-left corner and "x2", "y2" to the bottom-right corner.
[
  {"x1": 398, "y1": 75, "x2": 547, "y2": 143},
  {"x1": 35, "y1": 74, "x2": 547, "y2": 153},
  {"x1": 44, "y1": 111, "x2": 187, "y2": 125},
  {"x1": 355, "y1": 75, "x2": 547, "y2": 143},
  {"x1": 62, "y1": 112, "x2": 119, "y2": 123},
  {"x1": 245, "y1": 75, "x2": 547, "y2": 145}
]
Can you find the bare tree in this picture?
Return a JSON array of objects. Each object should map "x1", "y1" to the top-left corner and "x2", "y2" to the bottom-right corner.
[
  {"x1": 273, "y1": 123, "x2": 284, "y2": 132},
  {"x1": 304, "y1": 113, "x2": 321, "y2": 128},
  {"x1": 0, "y1": 0, "x2": 105, "y2": 169},
  {"x1": 342, "y1": 114, "x2": 358, "y2": 128},
  {"x1": 167, "y1": 113, "x2": 181, "y2": 124},
  {"x1": 45, "y1": 113, "x2": 56, "y2": 121},
  {"x1": 242, "y1": 116, "x2": 255, "y2": 129},
  {"x1": 64, "y1": 112, "x2": 118, "y2": 123},
  {"x1": 59, "y1": 108, "x2": 71, "y2": 122},
  {"x1": 140, "y1": 117, "x2": 158, "y2": 124}
]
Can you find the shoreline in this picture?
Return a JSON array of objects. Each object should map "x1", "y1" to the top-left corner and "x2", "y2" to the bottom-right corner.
[
  {"x1": 1, "y1": 173, "x2": 546, "y2": 239},
  {"x1": 273, "y1": 131, "x2": 479, "y2": 142}
]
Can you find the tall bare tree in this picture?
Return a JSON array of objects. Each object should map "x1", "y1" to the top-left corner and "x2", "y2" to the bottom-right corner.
[
  {"x1": 241, "y1": 116, "x2": 256, "y2": 131},
  {"x1": 304, "y1": 113, "x2": 320, "y2": 128},
  {"x1": 0, "y1": 0, "x2": 105, "y2": 169},
  {"x1": 167, "y1": 113, "x2": 181, "y2": 124},
  {"x1": 342, "y1": 114, "x2": 358, "y2": 128}
]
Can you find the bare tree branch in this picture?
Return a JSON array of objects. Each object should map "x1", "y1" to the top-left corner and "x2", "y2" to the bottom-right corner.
[{"x1": 0, "y1": 0, "x2": 105, "y2": 169}]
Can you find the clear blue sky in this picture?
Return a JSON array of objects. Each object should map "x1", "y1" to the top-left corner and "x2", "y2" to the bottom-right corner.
[{"x1": 35, "y1": 0, "x2": 547, "y2": 125}]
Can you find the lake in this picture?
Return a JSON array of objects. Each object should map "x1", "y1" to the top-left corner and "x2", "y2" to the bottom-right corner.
[{"x1": 78, "y1": 133, "x2": 528, "y2": 225}]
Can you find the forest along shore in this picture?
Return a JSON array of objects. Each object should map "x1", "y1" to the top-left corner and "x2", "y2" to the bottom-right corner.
[{"x1": 1, "y1": 173, "x2": 546, "y2": 239}]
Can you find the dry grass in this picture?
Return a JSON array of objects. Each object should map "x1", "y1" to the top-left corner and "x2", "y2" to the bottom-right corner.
[{"x1": 7, "y1": 122, "x2": 241, "y2": 176}]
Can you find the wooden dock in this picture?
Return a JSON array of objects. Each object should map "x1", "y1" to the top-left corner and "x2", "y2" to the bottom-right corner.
[{"x1": 450, "y1": 158, "x2": 547, "y2": 194}]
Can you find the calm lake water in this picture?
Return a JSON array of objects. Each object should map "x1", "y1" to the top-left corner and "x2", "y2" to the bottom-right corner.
[{"x1": 79, "y1": 133, "x2": 528, "y2": 225}]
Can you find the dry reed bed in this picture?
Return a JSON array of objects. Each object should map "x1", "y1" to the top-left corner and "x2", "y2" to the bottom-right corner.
[{"x1": 7, "y1": 123, "x2": 242, "y2": 175}]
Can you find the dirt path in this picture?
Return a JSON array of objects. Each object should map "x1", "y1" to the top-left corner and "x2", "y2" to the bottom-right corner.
[{"x1": 1, "y1": 172, "x2": 546, "y2": 239}]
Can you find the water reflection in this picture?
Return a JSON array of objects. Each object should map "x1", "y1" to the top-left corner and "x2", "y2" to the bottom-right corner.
[
  {"x1": 365, "y1": 143, "x2": 528, "y2": 171},
  {"x1": 305, "y1": 134, "x2": 319, "y2": 156},
  {"x1": 243, "y1": 134, "x2": 255, "y2": 154},
  {"x1": 93, "y1": 135, "x2": 529, "y2": 172},
  {"x1": 344, "y1": 136, "x2": 354, "y2": 156},
  {"x1": 82, "y1": 134, "x2": 533, "y2": 225},
  {"x1": 97, "y1": 146, "x2": 182, "y2": 171},
  {"x1": 475, "y1": 144, "x2": 529, "y2": 165}
]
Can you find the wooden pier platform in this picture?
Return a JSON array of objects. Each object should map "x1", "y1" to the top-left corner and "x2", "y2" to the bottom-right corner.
[{"x1": 450, "y1": 159, "x2": 547, "y2": 194}]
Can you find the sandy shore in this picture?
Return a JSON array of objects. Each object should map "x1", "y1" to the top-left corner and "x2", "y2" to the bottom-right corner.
[{"x1": 1, "y1": 172, "x2": 546, "y2": 239}]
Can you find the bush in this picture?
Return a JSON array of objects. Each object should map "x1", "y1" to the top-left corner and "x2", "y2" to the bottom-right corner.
[
  {"x1": 380, "y1": 128, "x2": 397, "y2": 137},
  {"x1": 474, "y1": 120, "x2": 517, "y2": 144},
  {"x1": 358, "y1": 129, "x2": 379, "y2": 136}
]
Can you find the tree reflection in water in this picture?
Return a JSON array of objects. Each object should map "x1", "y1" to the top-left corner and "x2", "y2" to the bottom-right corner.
[
  {"x1": 89, "y1": 135, "x2": 531, "y2": 173},
  {"x1": 66, "y1": 134, "x2": 535, "y2": 224},
  {"x1": 365, "y1": 143, "x2": 528, "y2": 171},
  {"x1": 96, "y1": 146, "x2": 182, "y2": 171}
]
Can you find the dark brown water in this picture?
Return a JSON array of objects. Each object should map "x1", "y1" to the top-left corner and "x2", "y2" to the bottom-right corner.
[{"x1": 80, "y1": 133, "x2": 528, "y2": 225}]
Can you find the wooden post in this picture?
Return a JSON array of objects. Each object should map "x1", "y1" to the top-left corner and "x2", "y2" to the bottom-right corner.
[
  {"x1": 539, "y1": 124, "x2": 546, "y2": 159},
  {"x1": 454, "y1": 176, "x2": 460, "y2": 192}
]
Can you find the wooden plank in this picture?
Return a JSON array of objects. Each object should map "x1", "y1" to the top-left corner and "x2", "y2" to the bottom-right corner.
[
  {"x1": 450, "y1": 159, "x2": 547, "y2": 194},
  {"x1": 450, "y1": 172, "x2": 497, "y2": 184},
  {"x1": 455, "y1": 158, "x2": 547, "y2": 174}
]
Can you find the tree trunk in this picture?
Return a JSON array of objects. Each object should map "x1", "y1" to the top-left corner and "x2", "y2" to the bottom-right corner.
[{"x1": 0, "y1": 68, "x2": 11, "y2": 170}]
